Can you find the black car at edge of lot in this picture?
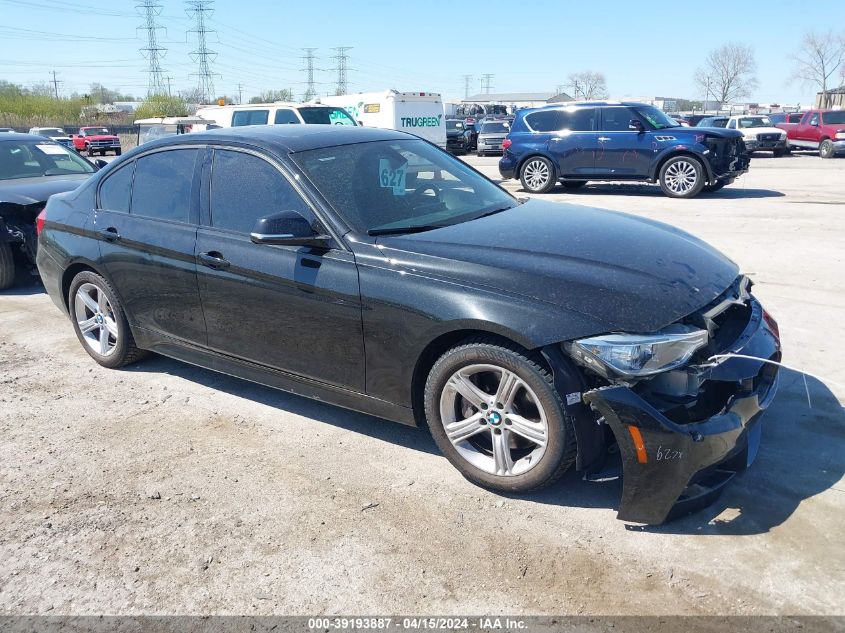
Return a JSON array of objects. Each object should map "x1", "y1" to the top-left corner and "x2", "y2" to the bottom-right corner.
[
  {"x1": 445, "y1": 118, "x2": 468, "y2": 155},
  {"x1": 37, "y1": 125, "x2": 781, "y2": 525},
  {"x1": 1, "y1": 132, "x2": 99, "y2": 289},
  {"x1": 499, "y1": 101, "x2": 750, "y2": 197}
]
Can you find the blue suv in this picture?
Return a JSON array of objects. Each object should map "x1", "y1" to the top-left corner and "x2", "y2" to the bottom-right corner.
[{"x1": 499, "y1": 102, "x2": 750, "y2": 198}]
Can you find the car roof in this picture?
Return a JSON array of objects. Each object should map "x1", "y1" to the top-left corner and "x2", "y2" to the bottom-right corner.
[
  {"x1": 0, "y1": 132, "x2": 60, "y2": 142},
  {"x1": 141, "y1": 124, "x2": 411, "y2": 153}
]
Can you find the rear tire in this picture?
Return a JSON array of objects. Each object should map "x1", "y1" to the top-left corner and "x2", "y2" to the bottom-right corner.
[
  {"x1": 658, "y1": 155, "x2": 705, "y2": 198},
  {"x1": 68, "y1": 271, "x2": 147, "y2": 369},
  {"x1": 820, "y1": 139, "x2": 835, "y2": 159},
  {"x1": 519, "y1": 156, "x2": 556, "y2": 194},
  {"x1": 562, "y1": 180, "x2": 587, "y2": 189},
  {"x1": 424, "y1": 338, "x2": 577, "y2": 493},
  {"x1": 0, "y1": 242, "x2": 15, "y2": 291}
]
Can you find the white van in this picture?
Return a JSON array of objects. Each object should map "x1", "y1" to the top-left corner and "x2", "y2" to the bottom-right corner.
[
  {"x1": 319, "y1": 90, "x2": 447, "y2": 149},
  {"x1": 194, "y1": 102, "x2": 357, "y2": 128}
]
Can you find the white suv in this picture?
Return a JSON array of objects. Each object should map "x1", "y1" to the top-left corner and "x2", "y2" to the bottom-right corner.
[
  {"x1": 194, "y1": 102, "x2": 357, "y2": 129},
  {"x1": 724, "y1": 116, "x2": 787, "y2": 156},
  {"x1": 28, "y1": 127, "x2": 74, "y2": 149}
]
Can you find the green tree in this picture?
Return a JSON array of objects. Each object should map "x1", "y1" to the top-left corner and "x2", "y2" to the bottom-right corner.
[{"x1": 134, "y1": 94, "x2": 189, "y2": 119}]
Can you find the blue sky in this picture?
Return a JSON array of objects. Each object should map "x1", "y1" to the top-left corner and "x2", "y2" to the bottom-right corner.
[{"x1": 1, "y1": 0, "x2": 842, "y2": 106}]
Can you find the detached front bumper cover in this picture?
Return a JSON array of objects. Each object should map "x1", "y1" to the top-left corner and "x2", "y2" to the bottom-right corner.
[{"x1": 583, "y1": 299, "x2": 781, "y2": 524}]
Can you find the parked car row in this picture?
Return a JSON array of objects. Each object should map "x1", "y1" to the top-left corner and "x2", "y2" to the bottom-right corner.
[{"x1": 28, "y1": 124, "x2": 782, "y2": 525}]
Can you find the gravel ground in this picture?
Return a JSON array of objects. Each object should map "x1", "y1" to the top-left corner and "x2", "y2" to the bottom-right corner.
[{"x1": 0, "y1": 151, "x2": 842, "y2": 616}]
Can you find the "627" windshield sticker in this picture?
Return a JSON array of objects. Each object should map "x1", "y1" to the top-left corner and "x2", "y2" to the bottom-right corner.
[{"x1": 379, "y1": 159, "x2": 407, "y2": 196}]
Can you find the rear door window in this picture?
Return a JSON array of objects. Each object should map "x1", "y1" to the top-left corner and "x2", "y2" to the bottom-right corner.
[
  {"x1": 567, "y1": 108, "x2": 597, "y2": 131},
  {"x1": 274, "y1": 109, "x2": 300, "y2": 124},
  {"x1": 130, "y1": 149, "x2": 199, "y2": 222},
  {"x1": 232, "y1": 110, "x2": 269, "y2": 127},
  {"x1": 99, "y1": 161, "x2": 135, "y2": 212}
]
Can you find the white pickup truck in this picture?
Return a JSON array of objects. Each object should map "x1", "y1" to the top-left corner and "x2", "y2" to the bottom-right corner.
[{"x1": 723, "y1": 115, "x2": 788, "y2": 156}]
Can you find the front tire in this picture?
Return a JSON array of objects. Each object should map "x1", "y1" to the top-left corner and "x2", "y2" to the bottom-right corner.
[
  {"x1": 0, "y1": 242, "x2": 15, "y2": 290},
  {"x1": 424, "y1": 339, "x2": 577, "y2": 492},
  {"x1": 86, "y1": 145, "x2": 94, "y2": 157},
  {"x1": 658, "y1": 155, "x2": 705, "y2": 198},
  {"x1": 773, "y1": 148, "x2": 785, "y2": 158},
  {"x1": 68, "y1": 271, "x2": 147, "y2": 369},
  {"x1": 820, "y1": 139, "x2": 835, "y2": 159},
  {"x1": 115, "y1": 148, "x2": 122, "y2": 156},
  {"x1": 519, "y1": 156, "x2": 556, "y2": 194}
]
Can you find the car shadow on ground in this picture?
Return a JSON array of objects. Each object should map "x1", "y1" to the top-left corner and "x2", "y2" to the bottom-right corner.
[
  {"x1": 541, "y1": 183, "x2": 785, "y2": 199},
  {"x1": 1, "y1": 269, "x2": 44, "y2": 296},
  {"x1": 520, "y1": 368, "x2": 844, "y2": 535},
  {"x1": 125, "y1": 357, "x2": 842, "y2": 534},
  {"x1": 124, "y1": 354, "x2": 440, "y2": 456}
]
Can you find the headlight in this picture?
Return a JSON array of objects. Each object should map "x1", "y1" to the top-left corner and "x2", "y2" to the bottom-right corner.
[
  {"x1": 566, "y1": 325, "x2": 708, "y2": 378},
  {"x1": 779, "y1": 132, "x2": 787, "y2": 139},
  {"x1": 836, "y1": 132, "x2": 845, "y2": 140}
]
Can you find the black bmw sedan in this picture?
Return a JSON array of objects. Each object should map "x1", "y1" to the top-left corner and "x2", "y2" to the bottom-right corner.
[{"x1": 36, "y1": 125, "x2": 781, "y2": 524}]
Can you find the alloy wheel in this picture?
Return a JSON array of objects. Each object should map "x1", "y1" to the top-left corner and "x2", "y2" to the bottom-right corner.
[
  {"x1": 663, "y1": 159, "x2": 698, "y2": 194},
  {"x1": 439, "y1": 364, "x2": 548, "y2": 476},
  {"x1": 523, "y1": 159, "x2": 551, "y2": 191},
  {"x1": 74, "y1": 282, "x2": 118, "y2": 356}
]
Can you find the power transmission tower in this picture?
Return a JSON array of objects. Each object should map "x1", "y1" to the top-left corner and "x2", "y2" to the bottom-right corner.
[
  {"x1": 50, "y1": 70, "x2": 61, "y2": 99},
  {"x1": 166, "y1": 76, "x2": 173, "y2": 96},
  {"x1": 237, "y1": 82, "x2": 243, "y2": 104},
  {"x1": 186, "y1": 0, "x2": 218, "y2": 104},
  {"x1": 462, "y1": 74, "x2": 473, "y2": 99},
  {"x1": 136, "y1": 0, "x2": 167, "y2": 96},
  {"x1": 481, "y1": 73, "x2": 494, "y2": 95},
  {"x1": 301, "y1": 48, "x2": 318, "y2": 101},
  {"x1": 331, "y1": 47, "x2": 352, "y2": 96}
]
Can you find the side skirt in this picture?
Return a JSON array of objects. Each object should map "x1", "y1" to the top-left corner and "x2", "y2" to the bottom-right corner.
[{"x1": 133, "y1": 327, "x2": 417, "y2": 427}]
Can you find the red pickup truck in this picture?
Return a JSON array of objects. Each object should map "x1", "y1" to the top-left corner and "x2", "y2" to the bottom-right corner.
[
  {"x1": 776, "y1": 109, "x2": 845, "y2": 158},
  {"x1": 70, "y1": 126, "x2": 122, "y2": 157}
]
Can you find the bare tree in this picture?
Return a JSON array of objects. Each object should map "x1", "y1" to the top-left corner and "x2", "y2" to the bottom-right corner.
[
  {"x1": 790, "y1": 30, "x2": 845, "y2": 108},
  {"x1": 566, "y1": 71, "x2": 608, "y2": 100},
  {"x1": 694, "y1": 43, "x2": 758, "y2": 104}
]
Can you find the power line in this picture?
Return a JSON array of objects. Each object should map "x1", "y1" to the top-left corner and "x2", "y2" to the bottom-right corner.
[
  {"x1": 331, "y1": 47, "x2": 352, "y2": 96},
  {"x1": 136, "y1": 0, "x2": 167, "y2": 96},
  {"x1": 186, "y1": 0, "x2": 218, "y2": 103},
  {"x1": 301, "y1": 48, "x2": 317, "y2": 101}
]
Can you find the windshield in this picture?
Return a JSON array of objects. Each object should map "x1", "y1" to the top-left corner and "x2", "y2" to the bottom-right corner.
[
  {"x1": 634, "y1": 105, "x2": 679, "y2": 130},
  {"x1": 823, "y1": 111, "x2": 845, "y2": 124},
  {"x1": 446, "y1": 120, "x2": 464, "y2": 131},
  {"x1": 0, "y1": 140, "x2": 95, "y2": 180},
  {"x1": 38, "y1": 128, "x2": 65, "y2": 136},
  {"x1": 83, "y1": 128, "x2": 111, "y2": 135},
  {"x1": 480, "y1": 121, "x2": 510, "y2": 134},
  {"x1": 738, "y1": 117, "x2": 772, "y2": 128},
  {"x1": 292, "y1": 139, "x2": 517, "y2": 235},
  {"x1": 300, "y1": 107, "x2": 357, "y2": 126}
]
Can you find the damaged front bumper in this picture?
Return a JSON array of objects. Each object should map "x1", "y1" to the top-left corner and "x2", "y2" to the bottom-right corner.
[{"x1": 583, "y1": 297, "x2": 781, "y2": 524}]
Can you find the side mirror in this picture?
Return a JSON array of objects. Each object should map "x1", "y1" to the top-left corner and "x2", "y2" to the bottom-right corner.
[
  {"x1": 250, "y1": 209, "x2": 331, "y2": 247},
  {"x1": 94, "y1": 159, "x2": 109, "y2": 170},
  {"x1": 628, "y1": 119, "x2": 644, "y2": 132}
]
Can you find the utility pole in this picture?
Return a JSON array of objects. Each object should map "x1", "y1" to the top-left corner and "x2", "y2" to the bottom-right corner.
[
  {"x1": 462, "y1": 74, "x2": 473, "y2": 99},
  {"x1": 301, "y1": 48, "x2": 318, "y2": 101},
  {"x1": 136, "y1": 0, "x2": 167, "y2": 96},
  {"x1": 331, "y1": 47, "x2": 352, "y2": 96},
  {"x1": 50, "y1": 70, "x2": 60, "y2": 99},
  {"x1": 237, "y1": 82, "x2": 243, "y2": 104},
  {"x1": 186, "y1": 0, "x2": 217, "y2": 104},
  {"x1": 481, "y1": 73, "x2": 494, "y2": 95}
]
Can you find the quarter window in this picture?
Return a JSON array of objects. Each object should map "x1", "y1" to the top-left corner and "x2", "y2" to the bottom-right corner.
[
  {"x1": 99, "y1": 162, "x2": 134, "y2": 212},
  {"x1": 210, "y1": 149, "x2": 311, "y2": 234},
  {"x1": 274, "y1": 109, "x2": 300, "y2": 124},
  {"x1": 232, "y1": 110, "x2": 269, "y2": 126},
  {"x1": 525, "y1": 110, "x2": 564, "y2": 132},
  {"x1": 130, "y1": 149, "x2": 199, "y2": 222}
]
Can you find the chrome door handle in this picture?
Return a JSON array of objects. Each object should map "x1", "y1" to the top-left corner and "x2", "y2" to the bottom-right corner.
[
  {"x1": 198, "y1": 251, "x2": 230, "y2": 270},
  {"x1": 598, "y1": 137, "x2": 611, "y2": 142}
]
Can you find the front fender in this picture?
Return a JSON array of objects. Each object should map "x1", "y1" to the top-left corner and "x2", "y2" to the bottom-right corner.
[{"x1": 649, "y1": 145, "x2": 713, "y2": 181}]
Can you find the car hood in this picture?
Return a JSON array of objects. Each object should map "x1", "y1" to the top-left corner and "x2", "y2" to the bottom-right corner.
[
  {"x1": 446, "y1": 130, "x2": 463, "y2": 137},
  {"x1": 0, "y1": 174, "x2": 90, "y2": 205},
  {"x1": 740, "y1": 127, "x2": 783, "y2": 136},
  {"x1": 375, "y1": 200, "x2": 739, "y2": 334},
  {"x1": 685, "y1": 126, "x2": 741, "y2": 138},
  {"x1": 83, "y1": 135, "x2": 118, "y2": 140}
]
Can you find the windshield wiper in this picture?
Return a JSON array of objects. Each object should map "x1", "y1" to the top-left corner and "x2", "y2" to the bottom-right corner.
[
  {"x1": 472, "y1": 205, "x2": 516, "y2": 220},
  {"x1": 368, "y1": 225, "x2": 445, "y2": 236}
]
